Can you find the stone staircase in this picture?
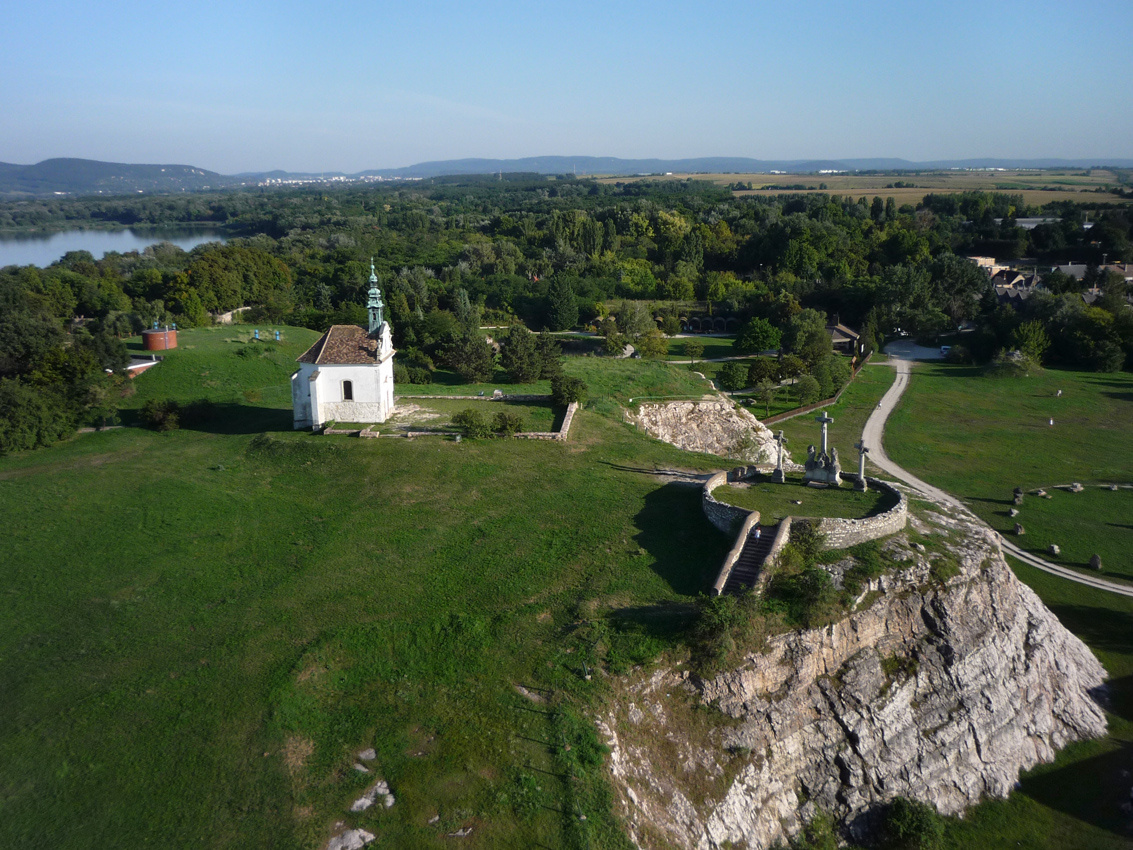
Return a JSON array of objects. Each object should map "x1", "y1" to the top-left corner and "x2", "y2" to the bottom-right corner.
[{"x1": 722, "y1": 525, "x2": 778, "y2": 595}]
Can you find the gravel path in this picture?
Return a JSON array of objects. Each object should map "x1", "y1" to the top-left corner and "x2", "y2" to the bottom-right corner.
[{"x1": 862, "y1": 352, "x2": 1133, "y2": 598}]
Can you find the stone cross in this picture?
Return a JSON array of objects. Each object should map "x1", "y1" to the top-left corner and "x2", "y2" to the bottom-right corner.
[
  {"x1": 815, "y1": 413, "x2": 834, "y2": 456},
  {"x1": 855, "y1": 440, "x2": 869, "y2": 477},
  {"x1": 775, "y1": 430, "x2": 786, "y2": 470}
]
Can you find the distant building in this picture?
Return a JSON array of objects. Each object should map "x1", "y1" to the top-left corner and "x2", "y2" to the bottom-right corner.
[
  {"x1": 826, "y1": 323, "x2": 861, "y2": 355},
  {"x1": 292, "y1": 261, "x2": 395, "y2": 429}
]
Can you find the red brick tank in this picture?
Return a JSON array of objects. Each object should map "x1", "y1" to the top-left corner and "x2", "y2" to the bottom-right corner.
[{"x1": 142, "y1": 328, "x2": 178, "y2": 351}]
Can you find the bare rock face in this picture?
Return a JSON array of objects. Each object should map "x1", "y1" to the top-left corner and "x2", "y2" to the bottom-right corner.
[
  {"x1": 631, "y1": 401, "x2": 781, "y2": 465},
  {"x1": 598, "y1": 515, "x2": 1106, "y2": 849}
]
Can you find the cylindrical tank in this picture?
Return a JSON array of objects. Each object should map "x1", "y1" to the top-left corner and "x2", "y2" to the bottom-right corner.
[{"x1": 142, "y1": 329, "x2": 178, "y2": 351}]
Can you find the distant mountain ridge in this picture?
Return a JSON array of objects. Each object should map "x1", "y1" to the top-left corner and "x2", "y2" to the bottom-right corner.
[{"x1": 2, "y1": 155, "x2": 1131, "y2": 196}]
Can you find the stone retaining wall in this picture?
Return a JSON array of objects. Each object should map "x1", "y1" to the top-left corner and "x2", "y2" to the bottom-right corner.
[
  {"x1": 702, "y1": 470, "x2": 906, "y2": 551},
  {"x1": 815, "y1": 476, "x2": 907, "y2": 549},
  {"x1": 712, "y1": 511, "x2": 762, "y2": 596},
  {"x1": 702, "y1": 471, "x2": 751, "y2": 533}
]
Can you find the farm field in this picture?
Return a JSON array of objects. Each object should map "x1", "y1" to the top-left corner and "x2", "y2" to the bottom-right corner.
[{"x1": 597, "y1": 169, "x2": 1132, "y2": 208}]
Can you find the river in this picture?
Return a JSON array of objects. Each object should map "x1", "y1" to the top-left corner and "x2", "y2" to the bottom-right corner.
[{"x1": 0, "y1": 227, "x2": 229, "y2": 269}]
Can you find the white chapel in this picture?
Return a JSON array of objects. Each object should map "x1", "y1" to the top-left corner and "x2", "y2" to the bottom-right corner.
[{"x1": 291, "y1": 261, "x2": 396, "y2": 429}]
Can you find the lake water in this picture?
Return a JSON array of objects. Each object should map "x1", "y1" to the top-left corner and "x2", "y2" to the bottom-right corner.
[{"x1": 0, "y1": 228, "x2": 229, "y2": 269}]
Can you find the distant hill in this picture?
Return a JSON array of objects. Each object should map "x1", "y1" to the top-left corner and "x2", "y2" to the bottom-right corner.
[
  {"x1": 0, "y1": 158, "x2": 236, "y2": 195},
  {"x1": 3, "y1": 155, "x2": 1131, "y2": 196}
]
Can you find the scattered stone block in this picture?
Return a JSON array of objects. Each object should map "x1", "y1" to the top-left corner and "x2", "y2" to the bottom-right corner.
[
  {"x1": 1008, "y1": 508, "x2": 1019, "y2": 517},
  {"x1": 911, "y1": 542, "x2": 926, "y2": 552},
  {"x1": 1069, "y1": 482, "x2": 1084, "y2": 493},
  {"x1": 325, "y1": 829, "x2": 375, "y2": 850},
  {"x1": 1048, "y1": 544, "x2": 1061, "y2": 556},
  {"x1": 353, "y1": 763, "x2": 370, "y2": 773},
  {"x1": 350, "y1": 779, "x2": 394, "y2": 812},
  {"x1": 447, "y1": 827, "x2": 474, "y2": 838},
  {"x1": 1090, "y1": 554, "x2": 1104, "y2": 571},
  {"x1": 1013, "y1": 487, "x2": 1024, "y2": 497},
  {"x1": 1035, "y1": 489, "x2": 1047, "y2": 497},
  {"x1": 1014, "y1": 524, "x2": 1025, "y2": 536},
  {"x1": 1110, "y1": 484, "x2": 1120, "y2": 491},
  {"x1": 357, "y1": 748, "x2": 376, "y2": 761}
]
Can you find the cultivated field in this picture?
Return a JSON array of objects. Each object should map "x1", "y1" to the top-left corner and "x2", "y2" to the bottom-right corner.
[{"x1": 598, "y1": 169, "x2": 1132, "y2": 208}]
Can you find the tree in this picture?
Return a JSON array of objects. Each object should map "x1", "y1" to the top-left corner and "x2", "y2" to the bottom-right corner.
[
  {"x1": 1009, "y1": 320, "x2": 1050, "y2": 363},
  {"x1": 637, "y1": 329, "x2": 669, "y2": 359},
  {"x1": 682, "y1": 339, "x2": 705, "y2": 370},
  {"x1": 753, "y1": 381, "x2": 779, "y2": 418},
  {"x1": 449, "y1": 332, "x2": 496, "y2": 383},
  {"x1": 778, "y1": 354, "x2": 805, "y2": 381},
  {"x1": 551, "y1": 374, "x2": 587, "y2": 406},
  {"x1": 717, "y1": 362, "x2": 749, "y2": 392},
  {"x1": 535, "y1": 330, "x2": 563, "y2": 379},
  {"x1": 794, "y1": 374, "x2": 821, "y2": 405},
  {"x1": 747, "y1": 357, "x2": 778, "y2": 385},
  {"x1": 734, "y1": 317, "x2": 782, "y2": 354},
  {"x1": 547, "y1": 276, "x2": 578, "y2": 331},
  {"x1": 499, "y1": 326, "x2": 540, "y2": 383}
]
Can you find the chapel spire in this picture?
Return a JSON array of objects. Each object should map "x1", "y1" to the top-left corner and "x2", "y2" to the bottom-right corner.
[{"x1": 367, "y1": 257, "x2": 385, "y2": 335}]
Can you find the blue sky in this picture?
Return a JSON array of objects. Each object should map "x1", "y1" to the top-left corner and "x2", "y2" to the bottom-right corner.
[{"x1": 2, "y1": 0, "x2": 1131, "y2": 173}]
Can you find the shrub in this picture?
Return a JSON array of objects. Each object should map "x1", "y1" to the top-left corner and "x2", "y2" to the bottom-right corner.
[
  {"x1": 141, "y1": 398, "x2": 180, "y2": 431},
  {"x1": 407, "y1": 366, "x2": 433, "y2": 384},
  {"x1": 881, "y1": 797, "x2": 945, "y2": 850},
  {"x1": 551, "y1": 374, "x2": 587, "y2": 406},
  {"x1": 393, "y1": 363, "x2": 410, "y2": 384},
  {"x1": 984, "y1": 349, "x2": 1041, "y2": 378},
  {"x1": 452, "y1": 408, "x2": 491, "y2": 438},
  {"x1": 493, "y1": 410, "x2": 525, "y2": 435}
]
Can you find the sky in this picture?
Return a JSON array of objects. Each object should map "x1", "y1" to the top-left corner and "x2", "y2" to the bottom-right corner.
[{"x1": 2, "y1": 0, "x2": 1131, "y2": 174}]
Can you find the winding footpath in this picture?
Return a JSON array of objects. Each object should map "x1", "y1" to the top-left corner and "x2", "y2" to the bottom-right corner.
[{"x1": 862, "y1": 346, "x2": 1133, "y2": 598}]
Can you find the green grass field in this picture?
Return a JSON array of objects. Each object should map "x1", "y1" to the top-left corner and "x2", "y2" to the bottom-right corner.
[
  {"x1": 712, "y1": 472, "x2": 897, "y2": 523},
  {"x1": 776, "y1": 361, "x2": 897, "y2": 462},
  {"x1": 884, "y1": 361, "x2": 1133, "y2": 849},
  {"x1": 1, "y1": 327, "x2": 729, "y2": 850},
  {"x1": 6, "y1": 326, "x2": 1133, "y2": 849}
]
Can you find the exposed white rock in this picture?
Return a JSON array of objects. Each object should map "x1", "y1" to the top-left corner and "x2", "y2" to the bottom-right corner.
[
  {"x1": 600, "y1": 515, "x2": 1107, "y2": 849},
  {"x1": 324, "y1": 828, "x2": 375, "y2": 850},
  {"x1": 350, "y1": 779, "x2": 394, "y2": 812},
  {"x1": 630, "y1": 400, "x2": 782, "y2": 465},
  {"x1": 357, "y1": 748, "x2": 376, "y2": 761}
]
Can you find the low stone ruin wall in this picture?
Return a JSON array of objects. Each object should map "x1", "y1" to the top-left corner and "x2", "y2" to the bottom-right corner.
[
  {"x1": 702, "y1": 471, "x2": 752, "y2": 533},
  {"x1": 702, "y1": 470, "x2": 906, "y2": 551},
  {"x1": 815, "y1": 476, "x2": 907, "y2": 549}
]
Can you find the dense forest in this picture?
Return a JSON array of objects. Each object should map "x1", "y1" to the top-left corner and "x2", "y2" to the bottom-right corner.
[{"x1": 1, "y1": 175, "x2": 1131, "y2": 453}]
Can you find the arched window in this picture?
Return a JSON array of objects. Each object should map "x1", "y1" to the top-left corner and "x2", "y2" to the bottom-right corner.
[{"x1": 342, "y1": 380, "x2": 353, "y2": 401}]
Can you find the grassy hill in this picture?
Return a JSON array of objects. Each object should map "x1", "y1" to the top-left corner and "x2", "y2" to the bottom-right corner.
[{"x1": 3, "y1": 332, "x2": 1132, "y2": 849}]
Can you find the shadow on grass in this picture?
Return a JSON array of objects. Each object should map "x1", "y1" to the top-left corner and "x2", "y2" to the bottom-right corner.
[
  {"x1": 1048, "y1": 605, "x2": 1133, "y2": 675},
  {"x1": 634, "y1": 481, "x2": 731, "y2": 596},
  {"x1": 118, "y1": 403, "x2": 295, "y2": 435},
  {"x1": 1020, "y1": 739, "x2": 1133, "y2": 841}
]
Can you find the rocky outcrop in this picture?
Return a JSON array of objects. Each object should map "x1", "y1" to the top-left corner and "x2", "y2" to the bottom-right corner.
[
  {"x1": 631, "y1": 400, "x2": 781, "y2": 465},
  {"x1": 598, "y1": 511, "x2": 1107, "y2": 849}
]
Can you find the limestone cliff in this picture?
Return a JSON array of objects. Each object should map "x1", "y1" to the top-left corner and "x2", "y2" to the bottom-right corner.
[
  {"x1": 598, "y1": 510, "x2": 1107, "y2": 849},
  {"x1": 631, "y1": 400, "x2": 782, "y2": 466}
]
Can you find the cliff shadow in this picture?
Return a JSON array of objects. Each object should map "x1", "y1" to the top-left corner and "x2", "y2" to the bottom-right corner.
[
  {"x1": 1019, "y1": 740, "x2": 1133, "y2": 841},
  {"x1": 633, "y1": 480, "x2": 732, "y2": 596}
]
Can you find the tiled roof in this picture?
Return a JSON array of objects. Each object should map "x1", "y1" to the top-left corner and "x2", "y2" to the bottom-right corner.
[{"x1": 297, "y1": 325, "x2": 378, "y2": 365}]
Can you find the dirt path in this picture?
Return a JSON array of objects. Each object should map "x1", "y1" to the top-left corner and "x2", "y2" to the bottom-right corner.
[{"x1": 862, "y1": 352, "x2": 1133, "y2": 598}]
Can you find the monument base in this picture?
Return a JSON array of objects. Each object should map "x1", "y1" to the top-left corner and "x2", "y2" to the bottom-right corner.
[
  {"x1": 771, "y1": 467, "x2": 786, "y2": 483},
  {"x1": 854, "y1": 476, "x2": 868, "y2": 492}
]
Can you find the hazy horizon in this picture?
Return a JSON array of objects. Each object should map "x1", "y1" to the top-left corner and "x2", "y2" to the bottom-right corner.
[{"x1": 4, "y1": 0, "x2": 1131, "y2": 175}]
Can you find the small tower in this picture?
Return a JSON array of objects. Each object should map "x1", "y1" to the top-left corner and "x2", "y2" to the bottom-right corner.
[{"x1": 367, "y1": 258, "x2": 385, "y2": 335}]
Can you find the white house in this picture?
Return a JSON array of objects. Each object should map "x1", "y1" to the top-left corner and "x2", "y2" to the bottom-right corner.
[{"x1": 291, "y1": 262, "x2": 395, "y2": 429}]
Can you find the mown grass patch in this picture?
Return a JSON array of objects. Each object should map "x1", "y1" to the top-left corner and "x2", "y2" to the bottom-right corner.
[{"x1": 712, "y1": 472, "x2": 897, "y2": 524}]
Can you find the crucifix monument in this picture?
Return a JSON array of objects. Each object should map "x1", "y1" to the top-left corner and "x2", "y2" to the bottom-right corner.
[
  {"x1": 772, "y1": 430, "x2": 787, "y2": 483},
  {"x1": 853, "y1": 440, "x2": 869, "y2": 491},
  {"x1": 803, "y1": 412, "x2": 842, "y2": 486}
]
